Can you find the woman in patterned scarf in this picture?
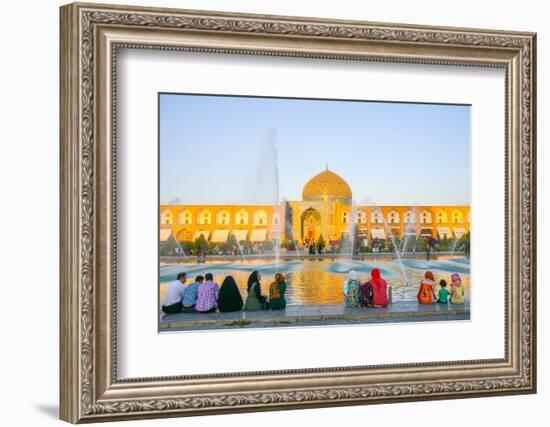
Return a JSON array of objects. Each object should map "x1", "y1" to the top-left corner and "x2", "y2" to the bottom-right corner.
[
  {"x1": 417, "y1": 271, "x2": 437, "y2": 304},
  {"x1": 450, "y1": 273, "x2": 465, "y2": 304}
]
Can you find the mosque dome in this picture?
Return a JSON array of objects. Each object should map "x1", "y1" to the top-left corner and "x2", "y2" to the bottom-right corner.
[{"x1": 302, "y1": 167, "x2": 352, "y2": 204}]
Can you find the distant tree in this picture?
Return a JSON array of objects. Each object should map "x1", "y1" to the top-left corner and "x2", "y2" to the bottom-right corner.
[
  {"x1": 416, "y1": 236, "x2": 427, "y2": 251},
  {"x1": 317, "y1": 234, "x2": 326, "y2": 254},
  {"x1": 228, "y1": 234, "x2": 238, "y2": 247},
  {"x1": 177, "y1": 240, "x2": 194, "y2": 254},
  {"x1": 242, "y1": 239, "x2": 252, "y2": 255},
  {"x1": 459, "y1": 231, "x2": 470, "y2": 256},
  {"x1": 439, "y1": 235, "x2": 450, "y2": 251},
  {"x1": 193, "y1": 234, "x2": 208, "y2": 255}
]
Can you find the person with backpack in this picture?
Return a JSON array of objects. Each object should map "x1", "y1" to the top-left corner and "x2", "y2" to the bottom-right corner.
[
  {"x1": 359, "y1": 279, "x2": 374, "y2": 308},
  {"x1": 269, "y1": 273, "x2": 287, "y2": 310},
  {"x1": 343, "y1": 270, "x2": 361, "y2": 308}
]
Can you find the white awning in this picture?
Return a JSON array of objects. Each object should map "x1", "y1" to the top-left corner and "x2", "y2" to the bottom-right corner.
[
  {"x1": 371, "y1": 229, "x2": 386, "y2": 239},
  {"x1": 453, "y1": 227, "x2": 466, "y2": 238},
  {"x1": 193, "y1": 230, "x2": 210, "y2": 241},
  {"x1": 232, "y1": 229, "x2": 249, "y2": 242},
  {"x1": 159, "y1": 228, "x2": 172, "y2": 242},
  {"x1": 211, "y1": 229, "x2": 230, "y2": 243},
  {"x1": 437, "y1": 227, "x2": 452, "y2": 239},
  {"x1": 250, "y1": 229, "x2": 268, "y2": 242}
]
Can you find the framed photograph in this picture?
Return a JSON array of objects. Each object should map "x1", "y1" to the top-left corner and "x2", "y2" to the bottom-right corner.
[{"x1": 60, "y1": 2, "x2": 537, "y2": 423}]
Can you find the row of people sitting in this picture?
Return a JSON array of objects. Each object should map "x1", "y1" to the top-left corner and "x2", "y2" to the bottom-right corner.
[
  {"x1": 161, "y1": 271, "x2": 287, "y2": 314},
  {"x1": 417, "y1": 271, "x2": 465, "y2": 304},
  {"x1": 342, "y1": 268, "x2": 389, "y2": 308},
  {"x1": 343, "y1": 269, "x2": 466, "y2": 308}
]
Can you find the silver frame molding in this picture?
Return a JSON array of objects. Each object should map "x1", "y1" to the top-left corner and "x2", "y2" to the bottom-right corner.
[{"x1": 60, "y1": 2, "x2": 537, "y2": 423}]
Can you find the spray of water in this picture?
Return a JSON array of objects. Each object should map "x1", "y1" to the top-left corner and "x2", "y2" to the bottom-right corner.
[
  {"x1": 401, "y1": 205, "x2": 418, "y2": 256},
  {"x1": 169, "y1": 234, "x2": 188, "y2": 261},
  {"x1": 256, "y1": 129, "x2": 282, "y2": 272},
  {"x1": 233, "y1": 234, "x2": 245, "y2": 260},
  {"x1": 348, "y1": 200, "x2": 357, "y2": 259},
  {"x1": 373, "y1": 205, "x2": 409, "y2": 288},
  {"x1": 449, "y1": 236, "x2": 459, "y2": 256}
]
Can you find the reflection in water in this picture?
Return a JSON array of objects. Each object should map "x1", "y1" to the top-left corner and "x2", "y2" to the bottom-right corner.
[{"x1": 159, "y1": 256, "x2": 470, "y2": 306}]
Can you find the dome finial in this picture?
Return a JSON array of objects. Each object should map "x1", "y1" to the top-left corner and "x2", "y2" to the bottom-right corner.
[{"x1": 325, "y1": 162, "x2": 328, "y2": 171}]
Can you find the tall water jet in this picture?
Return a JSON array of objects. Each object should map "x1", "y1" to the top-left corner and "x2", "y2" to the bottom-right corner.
[
  {"x1": 175, "y1": 239, "x2": 188, "y2": 261},
  {"x1": 255, "y1": 129, "x2": 281, "y2": 272},
  {"x1": 401, "y1": 204, "x2": 418, "y2": 256},
  {"x1": 294, "y1": 239, "x2": 303, "y2": 261},
  {"x1": 374, "y1": 205, "x2": 409, "y2": 291},
  {"x1": 232, "y1": 234, "x2": 245, "y2": 260},
  {"x1": 348, "y1": 200, "x2": 357, "y2": 259},
  {"x1": 449, "y1": 236, "x2": 459, "y2": 256}
]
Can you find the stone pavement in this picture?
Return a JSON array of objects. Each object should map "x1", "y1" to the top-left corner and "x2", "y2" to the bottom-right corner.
[{"x1": 160, "y1": 301, "x2": 470, "y2": 331}]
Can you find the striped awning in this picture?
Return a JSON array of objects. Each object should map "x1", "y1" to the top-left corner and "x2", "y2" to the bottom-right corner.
[
  {"x1": 211, "y1": 229, "x2": 230, "y2": 243},
  {"x1": 371, "y1": 229, "x2": 386, "y2": 239},
  {"x1": 159, "y1": 228, "x2": 172, "y2": 242},
  {"x1": 453, "y1": 227, "x2": 466, "y2": 238},
  {"x1": 437, "y1": 227, "x2": 452, "y2": 239},
  {"x1": 193, "y1": 230, "x2": 210, "y2": 241},
  {"x1": 232, "y1": 229, "x2": 249, "y2": 242},
  {"x1": 251, "y1": 229, "x2": 268, "y2": 242}
]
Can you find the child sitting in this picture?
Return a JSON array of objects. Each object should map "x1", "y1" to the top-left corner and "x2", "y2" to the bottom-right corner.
[{"x1": 437, "y1": 279, "x2": 450, "y2": 304}]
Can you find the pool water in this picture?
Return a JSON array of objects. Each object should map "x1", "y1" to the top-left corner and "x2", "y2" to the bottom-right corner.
[{"x1": 159, "y1": 256, "x2": 470, "y2": 306}]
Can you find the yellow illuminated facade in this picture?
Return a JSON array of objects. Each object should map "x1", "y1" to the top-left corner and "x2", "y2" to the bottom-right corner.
[{"x1": 160, "y1": 168, "x2": 470, "y2": 244}]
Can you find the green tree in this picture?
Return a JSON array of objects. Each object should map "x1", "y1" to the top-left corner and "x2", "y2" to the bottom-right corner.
[
  {"x1": 193, "y1": 234, "x2": 208, "y2": 255},
  {"x1": 439, "y1": 236, "x2": 450, "y2": 251},
  {"x1": 459, "y1": 231, "x2": 470, "y2": 256},
  {"x1": 317, "y1": 234, "x2": 326, "y2": 254}
]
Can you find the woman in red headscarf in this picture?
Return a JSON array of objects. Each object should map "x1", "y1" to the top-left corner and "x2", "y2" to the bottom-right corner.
[
  {"x1": 417, "y1": 271, "x2": 437, "y2": 304},
  {"x1": 367, "y1": 268, "x2": 389, "y2": 308}
]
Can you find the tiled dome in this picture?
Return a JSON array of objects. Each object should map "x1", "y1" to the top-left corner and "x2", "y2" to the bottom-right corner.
[{"x1": 302, "y1": 168, "x2": 352, "y2": 203}]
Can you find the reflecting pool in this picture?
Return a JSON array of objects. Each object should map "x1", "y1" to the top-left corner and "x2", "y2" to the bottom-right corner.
[{"x1": 159, "y1": 255, "x2": 470, "y2": 306}]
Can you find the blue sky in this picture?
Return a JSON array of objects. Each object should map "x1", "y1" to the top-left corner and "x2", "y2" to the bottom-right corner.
[{"x1": 160, "y1": 94, "x2": 470, "y2": 206}]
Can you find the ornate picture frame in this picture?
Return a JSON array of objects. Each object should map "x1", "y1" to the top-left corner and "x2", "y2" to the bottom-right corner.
[{"x1": 60, "y1": 2, "x2": 536, "y2": 423}]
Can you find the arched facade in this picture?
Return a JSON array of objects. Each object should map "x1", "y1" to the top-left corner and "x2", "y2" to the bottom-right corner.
[
  {"x1": 436, "y1": 210, "x2": 448, "y2": 224},
  {"x1": 342, "y1": 211, "x2": 350, "y2": 224},
  {"x1": 371, "y1": 211, "x2": 383, "y2": 224},
  {"x1": 178, "y1": 209, "x2": 192, "y2": 225},
  {"x1": 216, "y1": 209, "x2": 230, "y2": 225},
  {"x1": 388, "y1": 210, "x2": 400, "y2": 224},
  {"x1": 235, "y1": 209, "x2": 248, "y2": 225},
  {"x1": 452, "y1": 210, "x2": 464, "y2": 224},
  {"x1": 420, "y1": 210, "x2": 432, "y2": 224},
  {"x1": 198, "y1": 209, "x2": 212, "y2": 225},
  {"x1": 404, "y1": 210, "x2": 416, "y2": 224},
  {"x1": 161, "y1": 209, "x2": 172, "y2": 225},
  {"x1": 160, "y1": 168, "x2": 470, "y2": 245},
  {"x1": 253, "y1": 209, "x2": 268, "y2": 226}
]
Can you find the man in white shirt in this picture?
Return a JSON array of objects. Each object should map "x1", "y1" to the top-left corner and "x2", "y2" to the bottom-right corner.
[{"x1": 161, "y1": 272, "x2": 187, "y2": 314}]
